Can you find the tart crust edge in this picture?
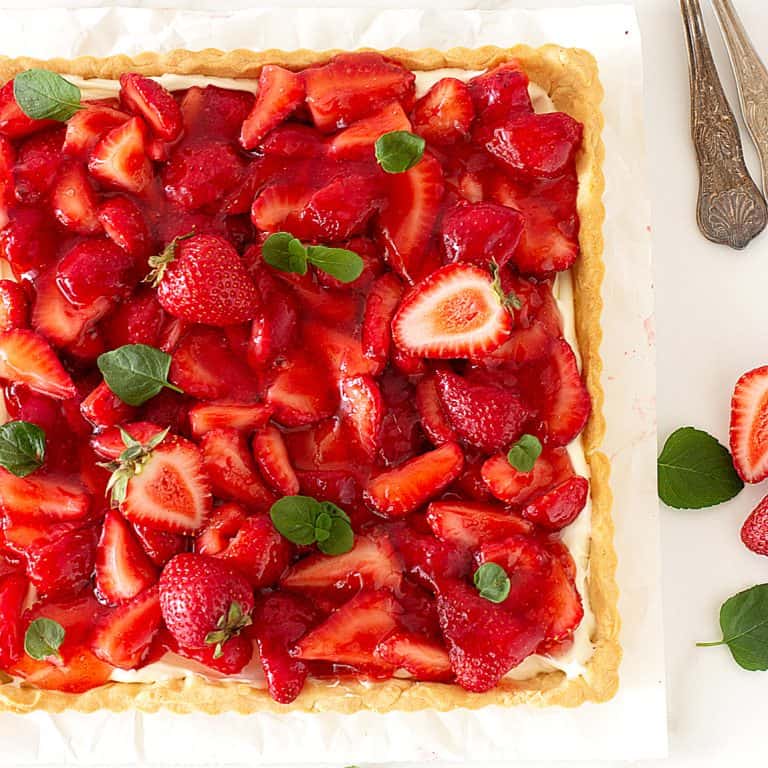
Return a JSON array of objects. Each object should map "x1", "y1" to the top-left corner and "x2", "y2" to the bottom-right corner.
[{"x1": 0, "y1": 43, "x2": 620, "y2": 714}]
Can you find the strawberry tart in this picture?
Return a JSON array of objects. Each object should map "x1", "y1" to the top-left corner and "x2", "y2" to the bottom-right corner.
[{"x1": 0, "y1": 45, "x2": 619, "y2": 713}]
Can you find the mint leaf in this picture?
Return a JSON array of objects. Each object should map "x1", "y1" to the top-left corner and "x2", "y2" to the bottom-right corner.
[
  {"x1": 375, "y1": 130, "x2": 425, "y2": 173},
  {"x1": 13, "y1": 69, "x2": 82, "y2": 121},
  {"x1": 318, "y1": 515, "x2": 354, "y2": 555},
  {"x1": 658, "y1": 426, "x2": 743, "y2": 509},
  {"x1": 306, "y1": 246, "x2": 364, "y2": 284},
  {"x1": 0, "y1": 420, "x2": 45, "y2": 477},
  {"x1": 24, "y1": 618, "x2": 65, "y2": 661},
  {"x1": 270, "y1": 495, "x2": 354, "y2": 554},
  {"x1": 697, "y1": 584, "x2": 768, "y2": 670},
  {"x1": 262, "y1": 232, "x2": 308, "y2": 275},
  {"x1": 97, "y1": 344, "x2": 182, "y2": 406},
  {"x1": 473, "y1": 562, "x2": 511, "y2": 604},
  {"x1": 507, "y1": 434, "x2": 542, "y2": 473}
]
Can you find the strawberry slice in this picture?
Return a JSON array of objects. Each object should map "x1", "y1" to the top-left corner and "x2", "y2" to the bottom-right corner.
[
  {"x1": 328, "y1": 101, "x2": 412, "y2": 158},
  {"x1": 200, "y1": 428, "x2": 275, "y2": 511},
  {"x1": 412, "y1": 78, "x2": 474, "y2": 145},
  {"x1": 0, "y1": 206, "x2": 58, "y2": 282},
  {"x1": 434, "y1": 368, "x2": 529, "y2": 452},
  {"x1": 50, "y1": 160, "x2": 102, "y2": 235},
  {"x1": 741, "y1": 493, "x2": 768, "y2": 556},
  {"x1": 0, "y1": 79, "x2": 56, "y2": 139},
  {"x1": 251, "y1": 180, "x2": 315, "y2": 231},
  {"x1": 291, "y1": 588, "x2": 400, "y2": 671},
  {"x1": 80, "y1": 380, "x2": 136, "y2": 428},
  {"x1": 376, "y1": 153, "x2": 444, "y2": 283},
  {"x1": 481, "y1": 446, "x2": 574, "y2": 505},
  {"x1": 180, "y1": 85, "x2": 254, "y2": 141},
  {"x1": 95, "y1": 509, "x2": 158, "y2": 604},
  {"x1": 426, "y1": 500, "x2": 532, "y2": 548},
  {"x1": 392, "y1": 264, "x2": 512, "y2": 359},
  {"x1": 374, "y1": 630, "x2": 453, "y2": 682},
  {"x1": 303, "y1": 52, "x2": 415, "y2": 132},
  {"x1": 730, "y1": 365, "x2": 768, "y2": 483},
  {"x1": 281, "y1": 532, "x2": 402, "y2": 595},
  {"x1": 247, "y1": 268, "x2": 299, "y2": 368},
  {"x1": 0, "y1": 573, "x2": 28, "y2": 668},
  {"x1": 339, "y1": 375, "x2": 383, "y2": 458},
  {"x1": 252, "y1": 592, "x2": 318, "y2": 704},
  {"x1": 0, "y1": 279, "x2": 29, "y2": 333},
  {"x1": 90, "y1": 421, "x2": 166, "y2": 460},
  {"x1": 0, "y1": 470, "x2": 90, "y2": 522},
  {"x1": 119, "y1": 73, "x2": 183, "y2": 141},
  {"x1": 364, "y1": 441, "x2": 464, "y2": 517},
  {"x1": 196, "y1": 502, "x2": 248, "y2": 556},
  {"x1": 521, "y1": 475, "x2": 589, "y2": 530},
  {"x1": 252, "y1": 424, "x2": 300, "y2": 496},
  {"x1": 0, "y1": 135, "x2": 14, "y2": 230},
  {"x1": 239, "y1": 65, "x2": 305, "y2": 150},
  {"x1": 13, "y1": 128, "x2": 64, "y2": 204},
  {"x1": 62, "y1": 105, "x2": 129, "y2": 159},
  {"x1": 436, "y1": 579, "x2": 543, "y2": 692},
  {"x1": 98, "y1": 196, "x2": 152, "y2": 258},
  {"x1": 313, "y1": 323, "x2": 379, "y2": 380},
  {"x1": 415, "y1": 372, "x2": 457, "y2": 445},
  {"x1": 189, "y1": 401, "x2": 273, "y2": 439},
  {"x1": 468, "y1": 63, "x2": 533, "y2": 133},
  {"x1": 132, "y1": 523, "x2": 188, "y2": 568},
  {"x1": 361, "y1": 272, "x2": 403, "y2": 373},
  {"x1": 90, "y1": 585, "x2": 164, "y2": 669},
  {"x1": 88, "y1": 116, "x2": 153, "y2": 194}
]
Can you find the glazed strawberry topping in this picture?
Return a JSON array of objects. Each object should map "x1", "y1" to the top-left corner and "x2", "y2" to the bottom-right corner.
[{"x1": 0, "y1": 55, "x2": 592, "y2": 700}]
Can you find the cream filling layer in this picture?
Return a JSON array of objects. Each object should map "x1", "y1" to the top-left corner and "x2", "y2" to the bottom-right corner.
[{"x1": 41, "y1": 70, "x2": 593, "y2": 687}]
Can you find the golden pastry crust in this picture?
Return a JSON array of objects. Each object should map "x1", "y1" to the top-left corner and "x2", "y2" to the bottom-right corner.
[{"x1": 0, "y1": 44, "x2": 620, "y2": 714}]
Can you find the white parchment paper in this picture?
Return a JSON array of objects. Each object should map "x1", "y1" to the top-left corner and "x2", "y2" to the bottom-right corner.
[{"x1": 0, "y1": 4, "x2": 666, "y2": 763}]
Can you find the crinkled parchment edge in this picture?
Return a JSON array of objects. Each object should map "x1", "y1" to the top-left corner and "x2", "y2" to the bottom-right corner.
[{"x1": 0, "y1": 44, "x2": 620, "y2": 714}]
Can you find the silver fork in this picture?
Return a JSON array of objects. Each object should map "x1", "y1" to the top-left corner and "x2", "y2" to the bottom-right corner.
[{"x1": 680, "y1": 0, "x2": 767, "y2": 249}]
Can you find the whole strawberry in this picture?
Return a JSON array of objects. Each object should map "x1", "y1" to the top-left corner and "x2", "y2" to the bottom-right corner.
[
  {"x1": 741, "y1": 494, "x2": 768, "y2": 556},
  {"x1": 159, "y1": 553, "x2": 255, "y2": 654},
  {"x1": 149, "y1": 233, "x2": 260, "y2": 326}
]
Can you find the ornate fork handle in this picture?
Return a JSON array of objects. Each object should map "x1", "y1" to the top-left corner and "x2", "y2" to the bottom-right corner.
[
  {"x1": 712, "y1": 0, "x2": 768, "y2": 194},
  {"x1": 680, "y1": 0, "x2": 767, "y2": 249}
]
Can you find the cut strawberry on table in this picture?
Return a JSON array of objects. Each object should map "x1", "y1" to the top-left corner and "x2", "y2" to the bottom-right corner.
[
  {"x1": 741, "y1": 494, "x2": 768, "y2": 556},
  {"x1": 730, "y1": 365, "x2": 768, "y2": 483}
]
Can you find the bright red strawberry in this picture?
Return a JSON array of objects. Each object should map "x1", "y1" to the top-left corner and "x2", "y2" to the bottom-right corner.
[
  {"x1": 415, "y1": 372, "x2": 456, "y2": 445},
  {"x1": 521, "y1": 475, "x2": 589, "y2": 530},
  {"x1": 0, "y1": 135, "x2": 14, "y2": 229},
  {"x1": 412, "y1": 77, "x2": 474, "y2": 145},
  {"x1": 0, "y1": 573, "x2": 27, "y2": 668},
  {"x1": 150, "y1": 233, "x2": 260, "y2": 326},
  {"x1": 90, "y1": 585, "x2": 163, "y2": 669},
  {"x1": 95, "y1": 509, "x2": 158, "y2": 604},
  {"x1": 0, "y1": 279, "x2": 29, "y2": 333},
  {"x1": 364, "y1": 441, "x2": 464, "y2": 517},
  {"x1": 436, "y1": 578, "x2": 543, "y2": 692},
  {"x1": 88, "y1": 116, "x2": 153, "y2": 194},
  {"x1": 62, "y1": 105, "x2": 129, "y2": 159},
  {"x1": 730, "y1": 365, "x2": 768, "y2": 483},
  {"x1": 196, "y1": 502, "x2": 248, "y2": 556},
  {"x1": 374, "y1": 629, "x2": 453, "y2": 681},
  {"x1": 252, "y1": 424, "x2": 300, "y2": 496},
  {"x1": 392, "y1": 264, "x2": 512, "y2": 359},
  {"x1": 376, "y1": 153, "x2": 444, "y2": 283},
  {"x1": 741, "y1": 494, "x2": 768, "y2": 556},
  {"x1": 250, "y1": 180, "x2": 315, "y2": 231},
  {"x1": 434, "y1": 368, "x2": 529, "y2": 452},
  {"x1": 0, "y1": 329, "x2": 75, "y2": 399},
  {"x1": 189, "y1": 401, "x2": 272, "y2": 438},
  {"x1": 252, "y1": 592, "x2": 318, "y2": 703},
  {"x1": 468, "y1": 63, "x2": 532, "y2": 126},
  {"x1": 12, "y1": 128, "x2": 64, "y2": 203},
  {"x1": 426, "y1": 500, "x2": 532, "y2": 548},
  {"x1": 246, "y1": 268, "x2": 299, "y2": 367},
  {"x1": 171, "y1": 632, "x2": 253, "y2": 675},
  {"x1": 291, "y1": 588, "x2": 400, "y2": 671},
  {"x1": 180, "y1": 85, "x2": 254, "y2": 141},
  {"x1": 361, "y1": 272, "x2": 403, "y2": 372},
  {"x1": 0, "y1": 80, "x2": 56, "y2": 139},
  {"x1": 132, "y1": 523, "x2": 188, "y2": 568},
  {"x1": 303, "y1": 53, "x2": 415, "y2": 132},
  {"x1": 80, "y1": 380, "x2": 136, "y2": 428},
  {"x1": 50, "y1": 160, "x2": 102, "y2": 234},
  {"x1": 328, "y1": 101, "x2": 412, "y2": 158},
  {"x1": 200, "y1": 428, "x2": 275, "y2": 511},
  {"x1": 159, "y1": 552, "x2": 255, "y2": 651},
  {"x1": 239, "y1": 65, "x2": 305, "y2": 150},
  {"x1": 89, "y1": 421, "x2": 165, "y2": 460},
  {"x1": 98, "y1": 195, "x2": 152, "y2": 258},
  {"x1": 339, "y1": 375, "x2": 382, "y2": 458},
  {"x1": 119, "y1": 73, "x2": 183, "y2": 141},
  {"x1": 0, "y1": 206, "x2": 58, "y2": 281},
  {"x1": 101, "y1": 288, "x2": 165, "y2": 350}
]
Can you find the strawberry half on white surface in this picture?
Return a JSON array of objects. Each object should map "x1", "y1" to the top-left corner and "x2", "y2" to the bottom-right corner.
[{"x1": 730, "y1": 365, "x2": 768, "y2": 483}]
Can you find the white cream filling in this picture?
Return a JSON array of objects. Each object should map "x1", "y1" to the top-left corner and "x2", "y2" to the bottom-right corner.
[{"x1": 5, "y1": 70, "x2": 594, "y2": 688}]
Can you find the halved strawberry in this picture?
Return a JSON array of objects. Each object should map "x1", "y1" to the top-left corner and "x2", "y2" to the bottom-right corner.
[
  {"x1": 266, "y1": 352, "x2": 338, "y2": 427},
  {"x1": 239, "y1": 65, "x2": 305, "y2": 150},
  {"x1": 200, "y1": 428, "x2": 274, "y2": 511},
  {"x1": 291, "y1": 588, "x2": 400, "y2": 671},
  {"x1": 90, "y1": 585, "x2": 164, "y2": 669},
  {"x1": 252, "y1": 424, "x2": 300, "y2": 496},
  {"x1": 374, "y1": 629, "x2": 452, "y2": 682},
  {"x1": 392, "y1": 264, "x2": 512, "y2": 359},
  {"x1": 339, "y1": 375, "x2": 382, "y2": 458},
  {"x1": 62, "y1": 105, "x2": 129, "y2": 159},
  {"x1": 742, "y1": 493, "x2": 768, "y2": 556},
  {"x1": 88, "y1": 116, "x2": 153, "y2": 194},
  {"x1": 364, "y1": 441, "x2": 464, "y2": 517},
  {"x1": 247, "y1": 268, "x2": 299, "y2": 368},
  {"x1": 730, "y1": 365, "x2": 768, "y2": 483},
  {"x1": 313, "y1": 323, "x2": 379, "y2": 380},
  {"x1": 0, "y1": 80, "x2": 56, "y2": 139},
  {"x1": 251, "y1": 180, "x2": 315, "y2": 232},
  {"x1": 12, "y1": 128, "x2": 63, "y2": 205},
  {"x1": 361, "y1": 272, "x2": 403, "y2": 373},
  {"x1": 426, "y1": 500, "x2": 532, "y2": 548},
  {"x1": 189, "y1": 401, "x2": 273, "y2": 439},
  {"x1": 132, "y1": 523, "x2": 188, "y2": 567},
  {"x1": 90, "y1": 421, "x2": 166, "y2": 460},
  {"x1": 521, "y1": 475, "x2": 589, "y2": 530},
  {"x1": 0, "y1": 279, "x2": 29, "y2": 333},
  {"x1": 0, "y1": 329, "x2": 74, "y2": 399},
  {"x1": 80, "y1": 380, "x2": 136, "y2": 428},
  {"x1": 328, "y1": 101, "x2": 411, "y2": 159},
  {"x1": 412, "y1": 78, "x2": 474, "y2": 145},
  {"x1": 415, "y1": 372, "x2": 456, "y2": 445},
  {"x1": 98, "y1": 196, "x2": 152, "y2": 258},
  {"x1": 119, "y1": 73, "x2": 183, "y2": 141},
  {"x1": 0, "y1": 206, "x2": 58, "y2": 282},
  {"x1": 50, "y1": 160, "x2": 102, "y2": 234},
  {"x1": 95, "y1": 509, "x2": 158, "y2": 604},
  {"x1": 180, "y1": 85, "x2": 254, "y2": 141},
  {"x1": 0, "y1": 573, "x2": 27, "y2": 668},
  {"x1": 376, "y1": 153, "x2": 444, "y2": 283},
  {"x1": 195, "y1": 502, "x2": 248, "y2": 556},
  {"x1": 282, "y1": 532, "x2": 402, "y2": 595},
  {"x1": 468, "y1": 63, "x2": 533, "y2": 132},
  {"x1": 303, "y1": 52, "x2": 415, "y2": 133}
]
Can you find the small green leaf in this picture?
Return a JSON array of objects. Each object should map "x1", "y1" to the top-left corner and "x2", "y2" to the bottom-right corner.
[
  {"x1": 269, "y1": 495, "x2": 322, "y2": 545},
  {"x1": 0, "y1": 420, "x2": 46, "y2": 477},
  {"x1": 314, "y1": 510, "x2": 333, "y2": 542},
  {"x1": 375, "y1": 130, "x2": 426, "y2": 173},
  {"x1": 317, "y1": 516, "x2": 354, "y2": 555},
  {"x1": 697, "y1": 584, "x2": 768, "y2": 670},
  {"x1": 306, "y1": 246, "x2": 364, "y2": 284},
  {"x1": 13, "y1": 69, "x2": 82, "y2": 121},
  {"x1": 24, "y1": 618, "x2": 65, "y2": 661},
  {"x1": 507, "y1": 434, "x2": 542, "y2": 473},
  {"x1": 658, "y1": 426, "x2": 743, "y2": 509},
  {"x1": 473, "y1": 562, "x2": 511, "y2": 604},
  {"x1": 262, "y1": 232, "x2": 308, "y2": 275},
  {"x1": 97, "y1": 344, "x2": 182, "y2": 406},
  {"x1": 319, "y1": 500, "x2": 351, "y2": 524}
]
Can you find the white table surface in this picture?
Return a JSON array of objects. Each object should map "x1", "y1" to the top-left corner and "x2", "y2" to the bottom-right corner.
[{"x1": 3, "y1": 0, "x2": 768, "y2": 766}]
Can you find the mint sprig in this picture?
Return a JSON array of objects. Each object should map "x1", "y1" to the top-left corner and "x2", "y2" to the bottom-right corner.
[
  {"x1": 262, "y1": 232, "x2": 363, "y2": 284},
  {"x1": 0, "y1": 421, "x2": 46, "y2": 477},
  {"x1": 24, "y1": 618, "x2": 65, "y2": 661},
  {"x1": 13, "y1": 70, "x2": 82, "y2": 121},
  {"x1": 375, "y1": 130, "x2": 425, "y2": 173},
  {"x1": 269, "y1": 495, "x2": 354, "y2": 555},
  {"x1": 473, "y1": 562, "x2": 511, "y2": 604},
  {"x1": 97, "y1": 344, "x2": 183, "y2": 407},
  {"x1": 507, "y1": 434, "x2": 542, "y2": 473}
]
